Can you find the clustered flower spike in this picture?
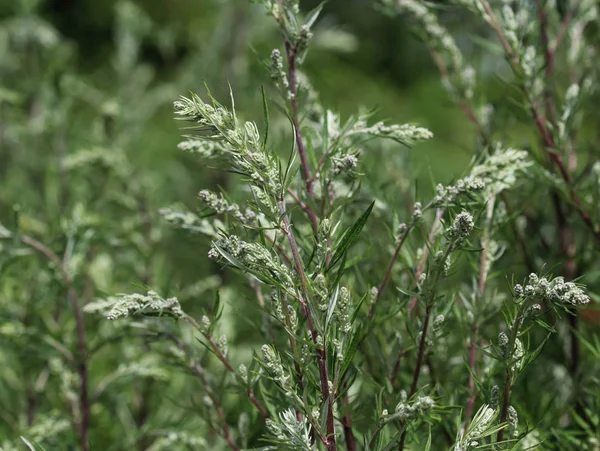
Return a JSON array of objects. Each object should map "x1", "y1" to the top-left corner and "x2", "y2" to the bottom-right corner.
[
  {"x1": 392, "y1": 396, "x2": 435, "y2": 422},
  {"x1": 448, "y1": 211, "x2": 475, "y2": 241},
  {"x1": 336, "y1": 286, "x2": 352, "y2": 333},
  {"x1": 357, "y1": 121, "x2": 433, "y2": 146},
  {"x1": 265, "y1": 409, "x2": 312, "y2": 451},
  {"x1": 516, "y1": 274, "x2": 590, "y2": 306},
  {"x1": 261, "y1": 345, "x2": 296, "y2": 398},
  {"x1": 270, "y1": 49, "x2": 291, "y2": 98},
  {"x1": 159, "y1": 207, "x2": 216, "y2": 236},
  {"x1": 106, "y1": 291, "x2": 185, "y2": 320},
  {"x1": 434, "y1": 148, "x2": 531, "y2": 206},
  {"x1": 174, "y1": 92, "x2": 281, "y2": 197},
  {"x1": 177, "y1": 138, "x2": 223, "y2": 158},
  {"x1": 434, "y1": 176, "x2": 486, "y2": 206},
  {"x1": 198, "y1": 189, "x2": 256, "y2": 223},
  {"x1": 507, "y1": 405, "x2": 519, "y2": 438},
  {"x1": 452, "y1": 404, "x2": 497, "y2": 451},
  {"x1": 209, "y1": 235, "x2": 295, "y2": 288}
]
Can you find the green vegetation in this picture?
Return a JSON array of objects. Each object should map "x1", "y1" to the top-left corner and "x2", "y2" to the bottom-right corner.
[{"x1": 1, "y1": 0, "x2": 600, "y2": 450}]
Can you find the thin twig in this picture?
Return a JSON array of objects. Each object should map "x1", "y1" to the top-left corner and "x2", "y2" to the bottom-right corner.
[
  {"x1": 398, "y1": 304, "x2": 433, "y2": 450},
  {"x1": 368, "y1": 227, "x2": 412, "y2": 319},
  {"x1": 409, "y1": 209, "x2": 445, "y2": 313},
  {"x1": 287, "y1": 187, "x2": 319, "y2": 235},
  {"x1": 185, "y1": 316, "x2": 269, "y2": 418},
  {"x1": 285, "y1": 41, "x2": 314, "y2": 197}
]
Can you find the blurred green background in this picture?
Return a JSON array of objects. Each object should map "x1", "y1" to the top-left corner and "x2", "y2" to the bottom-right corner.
[{"x1": 1, "y1": 0, "x2": 483, "y2": 286}]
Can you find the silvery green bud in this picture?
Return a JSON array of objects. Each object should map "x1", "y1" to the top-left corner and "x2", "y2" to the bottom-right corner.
[
  {"x1": 490, "y1": 385, "x2": 499, "y2": 407},
  {"x1": 287, "y1": 305, "x2": 298, "y2": 331},
  {"x1": 316, "y1": 335, "x2": 324, "y2": 349},
  {"x1": 238, "y1": 364, "x2": 248, "y2": 384},
  {"x1": 507, "y1": 406, "x2": 519, "y2": 437},
  {"x1": 449, "y1": 211, "x2": 474, "y2": 240},
  {"x1": 311, "y1": 407, "x2": 320, "y2": 422},
  {"x1": 412, "y1": 202, "x2": 423, "y2": 223},
  {"x1": 433, "y1": 314, "x2": 445, "y2": 331},
  {"x1": 395, "y1": 223, "x2": 408, "y2": 245},
  {"x1": 498, "y1": 332, "x2": 509, "y2": 357},
  {"x1": 524, "y1": 284, "x2": 535, "y2": 296},
  {"x1": 200, "y1": 315, "x2": 211, "y2": 334},
  {"x1": 218, "y1": 334, "x2": 228, "y2": 356},
  {"x1": 514, "y1": 284, "x2": 523, "y2": 299},
  {"x1": 369, "y1": 286, "x2": 378, "y2": 304}
]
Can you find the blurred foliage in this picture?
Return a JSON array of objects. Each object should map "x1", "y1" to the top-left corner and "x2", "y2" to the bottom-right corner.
[{"x1": 2, "y1": 0, "x2": 600, "y2": 450}]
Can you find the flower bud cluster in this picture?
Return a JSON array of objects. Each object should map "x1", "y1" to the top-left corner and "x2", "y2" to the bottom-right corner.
[
  {"x1": 433, "y1": 176, "x2": 485, "y2": 206},
  {"x1": 332, "y1": 154, "x2": 358, "y2": 176},
  {"x1": 106, "y1": 291, "x2": 184, "y2": 320},
  {"x1": 314, "y1": 274, "x2": 329, "y2": 311},
  {"x1": 316, "y1": 219, "x2": 331, "y2": 264},
  {"x1": 174, "y1": 93, "x2": 281, "y2": 197},
  {"x1": 361, "y1": 121, "x2": 433, "y2": 146},
  {"x1": 265, "y1": 408, "x2": 312, "y2": 449},
  {"x1": 261, "y1": 345, "x2": 294, "y2": 394},
  {"x1": 200, "y1": 315, "x2": 211, "y2": 334},
  {"x1": 394, "y1": 222, "x2": 408, "y2": 246},
  {"x1": 209, "y1": 235, "x2": 295, "y2": 288},
  {"x1": 447, "y1": 211, "x2": 475, "y2": 242},
  {"x1": 336, "y1": 286, "x2": 352, "y2": 333},
  {"x1": 453, "y1": 404, "x2": 496, "y2": 451},
  {"x1": 507, "y1": 406, "x2": 519, "y2": 437},
  {"x1": 198, "y1": 189, "x2": 255, "y2": 223},
  {"x1": 393, "y1": 395, "x2": 435, "y2": 421},
  {"x1": 393, "y1": 0, "x2": 463, "y2": 72},
  {"x1": 435, "y1": 149, "x2": 530, "y2": 206},
  {"x1": 177, "y1": 138, "x2": 223, "y2": 158},
  {"x1": 516, "y1": 274, "x2": 590, "y2": 306},
  {"x1": 411, "y1": 202, "x2": 423, "y2": 224},
  {"x1": 270, "y1": 49, "x2": 291, "y2": 98}
]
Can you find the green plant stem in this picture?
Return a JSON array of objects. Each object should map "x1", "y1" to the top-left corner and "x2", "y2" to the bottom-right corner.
[
  {"x1": 368, "y1": 226, "x2": 412, "y2": 319},
  {"x1": 398, "y1": 304, "x2": 432, "y2": 451},
  {"x1": 185, "y1": 316, "x2": 269, "y2": 418},
  {"x1": 20, "y1": 234, "x2": 89, "y2": 451},
  {"x1": 399, "y1": 239, "x2": 454, "y2": 450},
  {"x1": 409, "y1": 208, "x2": 444, "y2": 313},
  {"x1": 277, "y1": 196, "x2": 337, "y2": 451}
]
